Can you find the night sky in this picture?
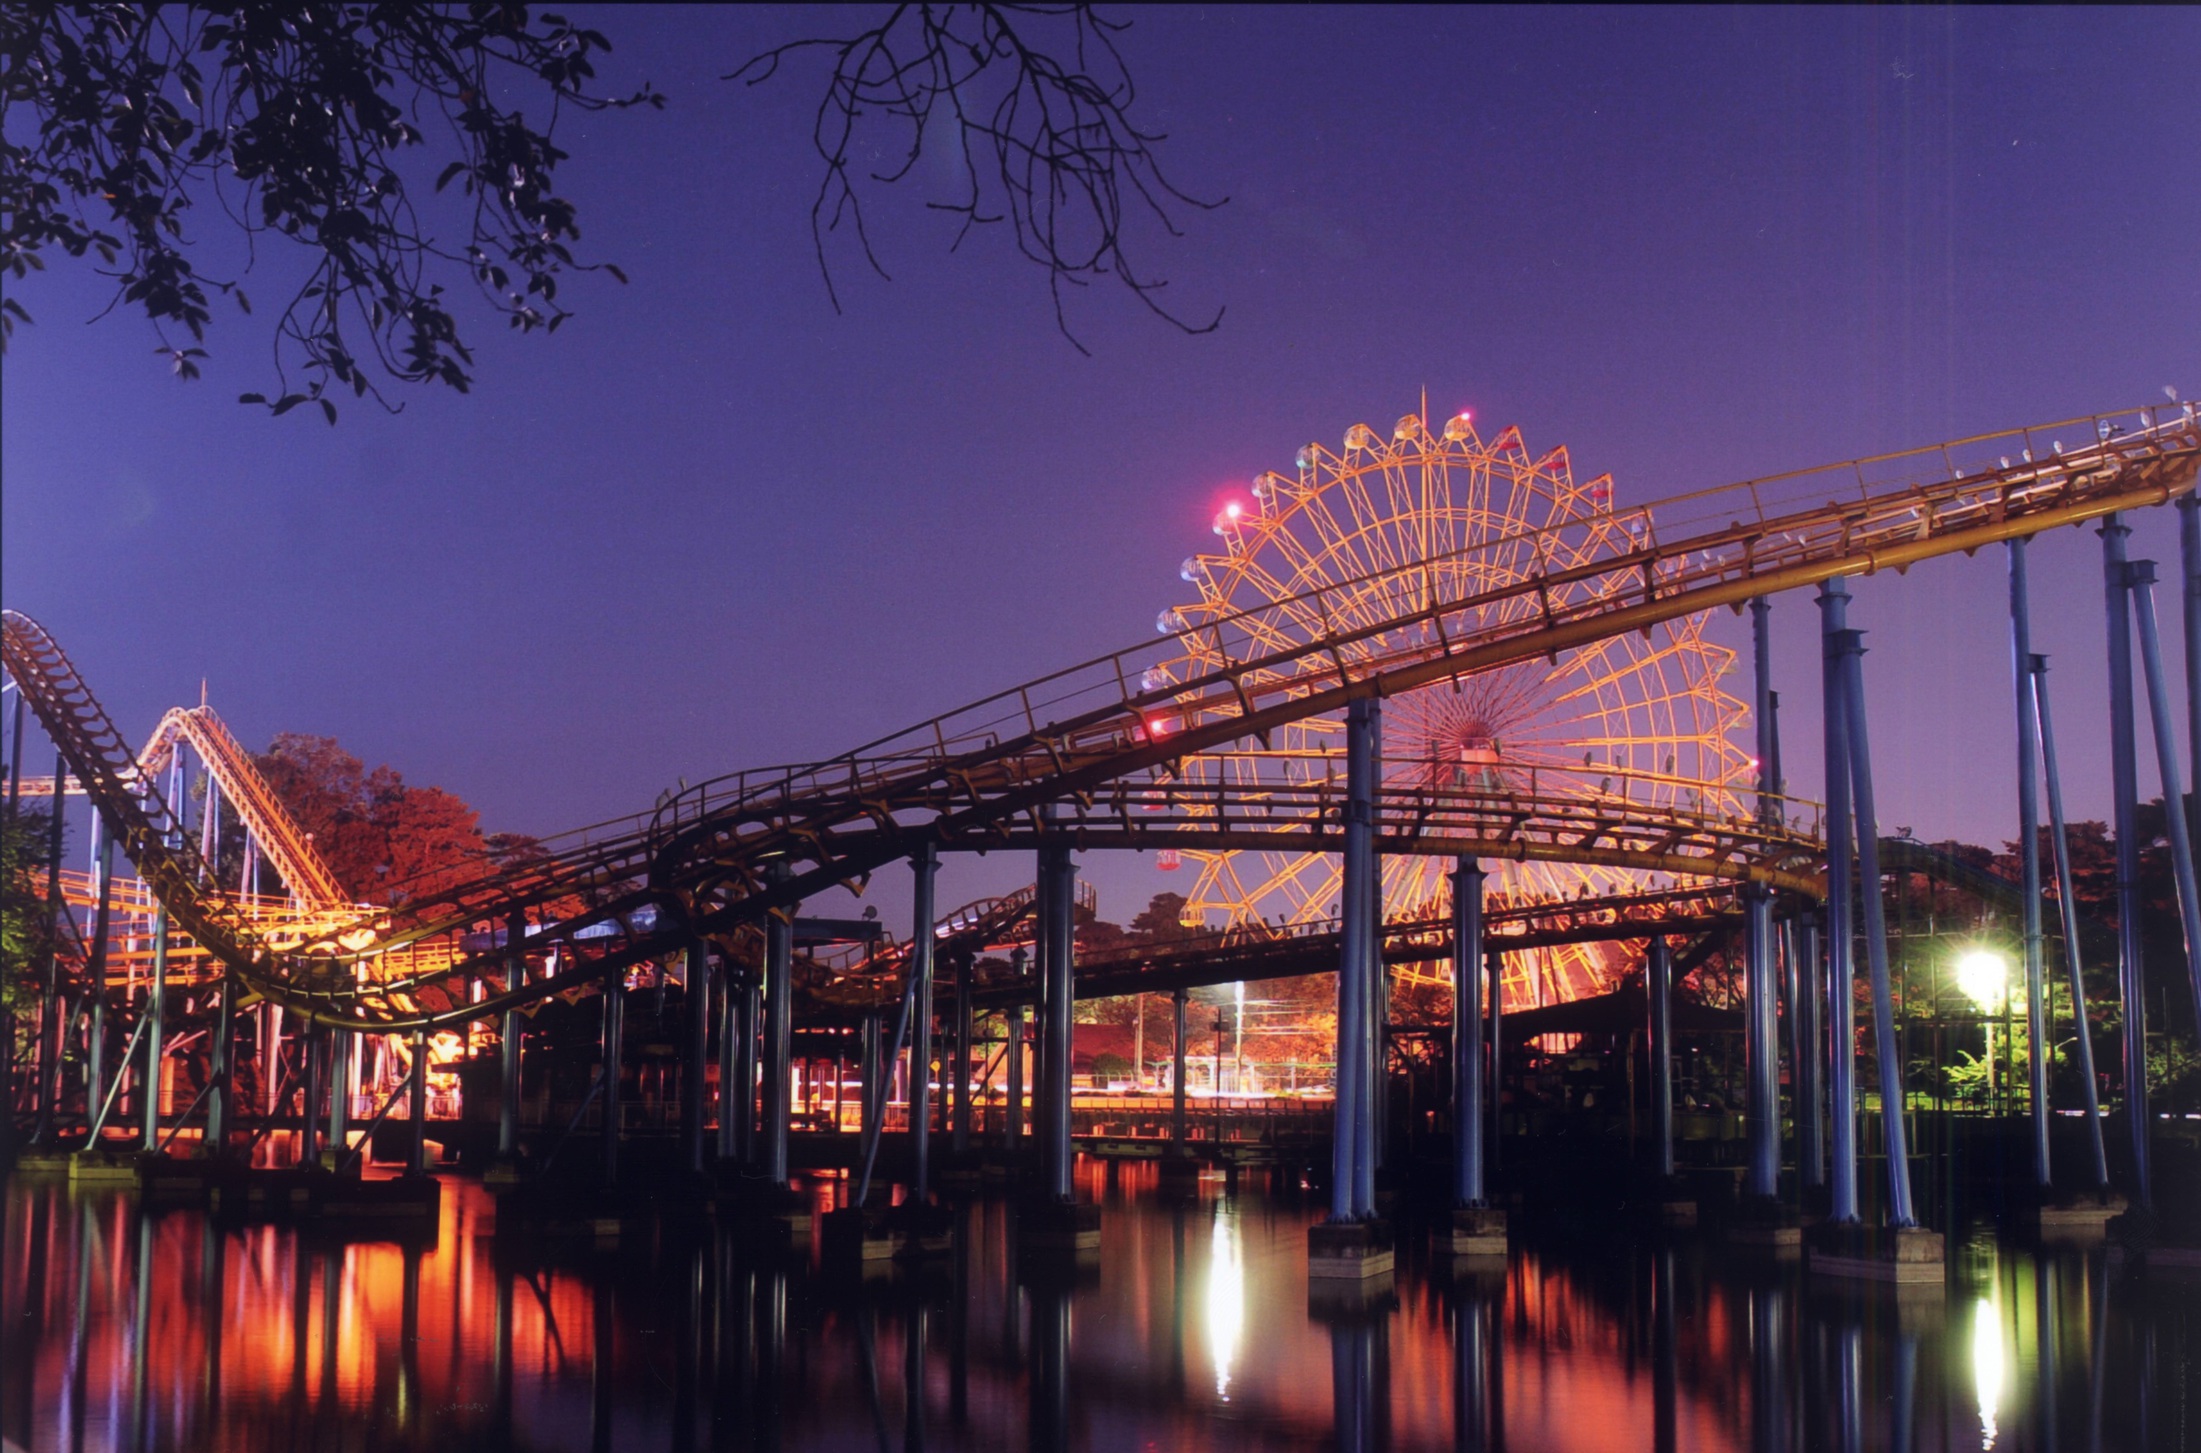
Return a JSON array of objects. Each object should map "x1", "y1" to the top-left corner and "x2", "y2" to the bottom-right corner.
[{"x1": 5, "y1": 6, "x2": 2197, "y2": 927}]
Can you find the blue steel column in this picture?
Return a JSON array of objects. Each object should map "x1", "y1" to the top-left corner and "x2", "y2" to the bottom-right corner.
[
  {"x1": 733, "y1": 976, "x2": 759, "y2": 1164},
  {"x1": 1039, "y1": 838, "x2": 1076, "y2": 1203},
  {"x1": 1648, "y1": 935, "x2": 1675, "y2": 1180},
  {"x1": 499, "y1": 912, "x2": 524, "y2": 1162},
  {"x1": 599, "y1": 966, "x2": 626, "y2": 1184},
  {"x1": 2033, "y1": 656, "x2": 2110, "y2": 1189},
  {"x1": 1171, "y1": 989, "x2": 1189, "y2": 1153},
  {"x1": 763, "y1": 863, "x2": 795, "y2": 1189},
  {"x1": 1835, "y1": 627, "x2": 1917, "y2": 1227},
  {"x1": 2181, "y1": 495, "x2": 2201, "y2": 847},
  {"x1": 2129, "y1": 565, "x2": 2201, "y2": 1039},
  {"x1": 1819, "y1": 578, "x2": 1859, "y2": 1224},
  {"x1": 1744, "y1": 597, "x2": 1779, "y2": 1206},
  {"x1": 908, "y1": 842, "x2": 939, "y2": 1201},
  {"x1": 2010, "y1": 537, "x2": 2054, "y2": 1190},
  {"x1": 682, "y1": 939, "x2": 710, "y2": 1175},
  {"x1": 1452, "y1": 857, "x2": 1486, "y2": 1207},
  {"x1": 1486, "y1": 946, "x2": 1504, "y2": 1178},
  {"x1": 2101, "y1": 516, "x2": 2151, "y2": 1206},
  {"x1": 1361, "y1": 696, "x2": 1385, "y2": 1202},
  {"x1": 1004, "y1": 999, "x2": 1024, "y2": 1147},
  {"x1": 1329, "y1": 696, "x2": 1375, "y2": 1223},
  {"x1": 1794, "y1": 918, "x2": 1823, "y2": 1191},
  {"x1": 952, "y1": 950, "x2": 973, "y2": 1156},
  {"x1": 204, "y1": 973, "x2": 236, "y2": 1157},
  {"x1": 407, "y1": 1027, "x2": 430, "y2": 1176},
  {"x1": 324, "y1": 1028, "x2": 350, "y2": 1166},
  {"x1": 140, "y1": 908, "x2": 168, "y2": 1151},
  {"x1": 83, "y1": 824, "x2": 113, "y2": 1138}
]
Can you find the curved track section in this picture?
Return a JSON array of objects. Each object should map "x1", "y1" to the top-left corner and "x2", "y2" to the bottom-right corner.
[{"x1": 8, "y1": 405, "x2": 2196, "y2": 1031}]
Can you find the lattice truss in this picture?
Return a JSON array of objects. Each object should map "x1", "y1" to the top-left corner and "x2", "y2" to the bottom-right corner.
[{"x1": 1146, "y1": 407, "x2": 1754, "y2": 1008}]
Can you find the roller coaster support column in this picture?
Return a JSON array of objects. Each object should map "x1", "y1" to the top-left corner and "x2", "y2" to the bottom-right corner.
[
  {"x1": 1739, "y1": 598, "x2": 1784, "y2": 1225},
  {"x1": 1038, "y1": 837, "x2": 1075, "y2": 1202},
  {"x1": 1003, "y1": 993, "x2": 1024, "y2": 1148},
  {"x1": 1444, "y1": 857, "x2": 1504, "y2": 1256},
  {"x1": 1819, "y1": 579, "x2": 1859, "y2": 1225},
  {"x1": 1451, "y1": 858, "x2": 1486, "y2": 1207},
  {"x1": 2010, "y1": 538, "x2": 2053, "y2": 1193},
  {"x1": 2102, "y1": 516, "x2": 2151, "y2": 1208},
  {"x1": 324, "y1": 1028, "x2": 350, "y2": 1170},
  {"x1": 1172, "y1": 989, "x2": 1190, "y2": 1153},
  {"x1": 1024, "y1": 827, "x2": 1098, "y2": 1253},
  {"x1": 203, "y1": 973, "x2": 235, "y2": 1159},
  {"x1": 763, "y1": 862, "x2": 794, "y2": 1189},
  {"x1": 1487, "y1": 947, "x2": 1504, "y2": 1179},
  {"x1": 1836, "y1": 629, "x2": 1918, "y2": 1226},
  {"x1": 1793, "y1": 918, "x2": 1822, "y2": 1194},
  {"x1": 733, "y1": 974, "x2": 759, "y2": 1165},
  {"x1": 600, "y1": 964, "x2": 626, "y2": 1186},
  {"x1": 140, "y1": 908, "x2": 168, "y2": 1153},
  {"x1": 1648, "y1": 937, "x2": 1679, "y2": 1184},
  {"x1": 496, "y1": 913, "x2": 524, "y2": 1172},
  {"x1": 717, "y1": 964, "x2": 744, "y2": 1163},
  {"x1": 952, "y1": 949, "x2": 973, "y2": 1158},
  {"x1": 1366, "y1": 695, "x2": 1387, "y2": 1187},
  {"x1": 2181, "y1": 495, "x2": 2201, "y2": 847},
  {"x1": 2130, "y1": 563, "x2": 2201, "y2": 1064},
  {"x1": 2033, "y1": 655, "x2": 2110, "y2": 1190},
  {"x1": 301, "y1": 1025, "x2": 324, "y2": 1166},
  {"x1": 1311, "y1": 697, "x2": 1389, "y2": 1282},
  {"x1": 682, "y1": 939, "x2": 710, "y2": 1177},
  {"x1": 83, "y1": 824, "x2": 113, "y2": 1141},
  {"x1": 407, "y1": 1028, "x2": 430, "y2": 1176},
  {"x1": 908, "y1": 842, "x2": 939, "y2": 1201},
  {"x1": 32, "y1": 750, "x2": 65, "y2": 1144}
]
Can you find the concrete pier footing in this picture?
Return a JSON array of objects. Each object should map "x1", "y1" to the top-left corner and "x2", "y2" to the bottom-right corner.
[
  {"x1": 1309, "y1": 1219, "x2": 1393, "y2": 1281},
  {"x1": 1806, "y1": 1224, "x2": 1945, "y2": 1285},
  {"x1": 1439, "y1": 1205, "x2": 1508, "y2": 1259}
]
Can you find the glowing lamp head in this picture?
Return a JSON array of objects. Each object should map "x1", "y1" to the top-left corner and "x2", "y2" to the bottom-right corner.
[
  {"x1": 1442, "y1": 411, "x2": 1475, "y2": 443},
  {"x1": 1954, "y1": 949, "x2": 2007, "y2": 1011}
]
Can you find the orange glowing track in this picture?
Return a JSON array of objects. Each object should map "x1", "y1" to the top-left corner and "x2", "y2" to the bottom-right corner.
[{"x1": 6, "y1": 404, "x2": 2197, "y2": 1033}]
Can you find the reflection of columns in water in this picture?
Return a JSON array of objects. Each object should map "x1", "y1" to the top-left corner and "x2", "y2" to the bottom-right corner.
[
  {"x1": 904, "y1": 1301, "x2": 928, "y2": 1453},
  {"x1": 1652, "y1": 1250, "x2": 1676, "y2": 1453},
  {"x1": 67, "y1": 1203, "x2": 94, "y2": 1453},
  {"x1": 1027, "y1": 1282, "x2": 1071, "y2": 1453},
  {"x1": 200, "y1": 1219, "x2": 227, "y2": 1421},
  {"x1": 320, "y1": 1250, "x2": 342, "y2": 1408},
  {"x1": 1454, "y1": 1286, "x2": 1497, "y2": 1453},
  {"x1": 399, "y1": 1242, "x2": 423, "y2": 1435},
  {"x1": 1748, "y1": 1283, "x2": 1783, "y2": 1453},
  {"x1": 591, "y1": 1272, "x2": 614, "y2": 1453},
  {"x1": 1328, "y1": 1317, "x2": 1387, "y2": 1453},
  {"x1": 1167, "y1": 1205, "x2": 1187, "y2": 1396},
  {"x1": 493, "y1": 1259, "x2": 515, "y2": 1429},
  {"x1": 757, "y1": 1270, "x2": 786, "y2": 1453},
  {"x1": 2036, "y1": 1255, "x2": 2060, "y2": 1453},
  {"x1": 129, "y1": 1213, "x2": 154, "y2": 1451},
  {"x1": 675, "y1": 1243, "x2": 703, "y2": 1452},
  {"x1": 950, "y1": 1208, "x2": 970, "y2": 1425},
  {"x1": 1836, "y1": 1321, "x2": 1863, "y2": 1453}
]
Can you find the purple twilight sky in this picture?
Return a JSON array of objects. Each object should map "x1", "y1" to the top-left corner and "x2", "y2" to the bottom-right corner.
[{"x1": 4, "y1": 5, "x2": 2198, "y2": 928}]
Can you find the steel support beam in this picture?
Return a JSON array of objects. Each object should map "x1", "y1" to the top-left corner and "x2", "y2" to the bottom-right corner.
[
  {"x1": 1003, "y1": 996, "x2": 1025, "y2": 1147},
  {"x1": 1452, "y1": 856, "x2": 1486, "y2": 1207},
  {"x1": 2009, "y1": 537, "x2": 2054, "y2": 1189},
  {"x1": 1039, "y1": 837, "x2": 1077, "y2": 1203},
  {"x1": 1171, "y1": 989, "x2": 1189, "y2": 1153},
  {"x1": 1819, "y1": 578, "x2": 1860, "y2": 1224},
  {"x1": 1649, "y1": 935, "x2": 1676, "y2": 1181},
  {"x1": 600, "y1": 965, "x2": 625, "y2": 1185},
  {"x1": 499, "y1": 913, "x2": 524, "y2": 1162},
  {"x1": 2032, "y1": 655, "x2": 2110, "y2": 1189},
  {"x1": 2130, "y1": 564, "x2": 2201, "y2": 1047},
  {"x1": 682, "y1": 939, "x2": 710, "y2": 1175},
  {"x1": 1486, "y1": 946, "x2": 1504, "y2": 1179},
  {"x1": 1744, "y1": 596, "x2": 1780, "y2": 1205},
  {"x1": 952, "y1": 950, "x2": 973, "y2": 1156},
  {"x1": 763, "y1": 862, "x2": 794, "y2": 1188},
  {"x1": 734, "y1": 978, "x2": 759, "y2": 1164},
  {"x1": 140, "y1": 907, "x2": 169, "y2": 1152},
  {"x1": 2102, "y1": 515, "x2": 2151, "y2": 1206},
  {"x1": 1329, "y1": 696, "x2": 1374, "y2": 1223},
  {"x1": 408, "y1": 1027, "x2": 430, "y2": 1176},
  {"x1": 33, "y1": 750, "x2": 65, "y2": 1143},
  {"x1": 1364, "y1": 695, "x2": 1386, "y2": 1191},
  {"x1": 1793, "y1": 917, "x2": 1822, "y2": 1191},
  {"x1": 2181, "y1": 494, "x2": 2201, "y2": 848},
  {"x1": 1834, "y1": 626, "x2": 1918, "y2": 1228},
  {"x1": 908, "y1": 842, "x2": 939, "y2": 1200},
  {"x1": 204, "y1": 972, "x2": 235, "y2": 1158}
]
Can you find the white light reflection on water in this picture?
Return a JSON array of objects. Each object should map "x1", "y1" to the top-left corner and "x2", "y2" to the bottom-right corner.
[
  {"x1": 1971, "y1": 1293, "x2": 2005, "y2": 1449},
  {"x1": 1206, "y1": 1206, "x2": 1244, "y2": 1401}
]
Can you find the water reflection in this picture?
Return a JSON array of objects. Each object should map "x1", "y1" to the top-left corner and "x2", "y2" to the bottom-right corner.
[{"x1": 3, "y1": 1172, "x2": 2197, "y2": 1451}]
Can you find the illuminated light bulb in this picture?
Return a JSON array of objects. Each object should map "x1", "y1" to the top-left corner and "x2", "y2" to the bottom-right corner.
[
  {"x1": 1443, "y1": 413, "x2": 1474, "y2": 443},
  {"x1": 1954, "y1": 949, "x2": 2007, "y2": 1011}
]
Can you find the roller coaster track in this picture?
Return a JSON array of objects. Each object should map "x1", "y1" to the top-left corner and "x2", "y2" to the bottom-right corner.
[{"x1": 7, "y1": 404, "x2": 2196, "y2": 1032}]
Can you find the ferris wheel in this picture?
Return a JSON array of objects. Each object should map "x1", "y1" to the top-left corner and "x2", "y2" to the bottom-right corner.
[{"x1": 1148, "y1": 405, "x2": 1755, "y2": 1009}]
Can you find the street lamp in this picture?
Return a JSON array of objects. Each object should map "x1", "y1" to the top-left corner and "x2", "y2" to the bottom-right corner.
[{"x1": 1954, "y1": 948, "x2": 2009, "y2": 1110}]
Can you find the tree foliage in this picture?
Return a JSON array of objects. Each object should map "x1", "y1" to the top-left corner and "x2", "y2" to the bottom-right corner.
[
  {"x1": 254, "y1": 731, "x2": 486, "y2": 904},
  {"x1": 3, "y1": 2, "x2": 660, "y2": 417},
  {"x1": 0, "y1": 808, "x2": 61, "y2": 1013}
]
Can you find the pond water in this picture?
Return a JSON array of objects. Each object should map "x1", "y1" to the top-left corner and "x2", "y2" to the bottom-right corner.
[{"x1": 2, "y1": 1163, "x2": 2194, "y2": 1452}]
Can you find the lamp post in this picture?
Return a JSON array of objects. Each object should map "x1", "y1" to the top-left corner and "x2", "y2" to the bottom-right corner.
[{"x1": 1955, "y1": 949, "x2": 2009, "y2": 1111}]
